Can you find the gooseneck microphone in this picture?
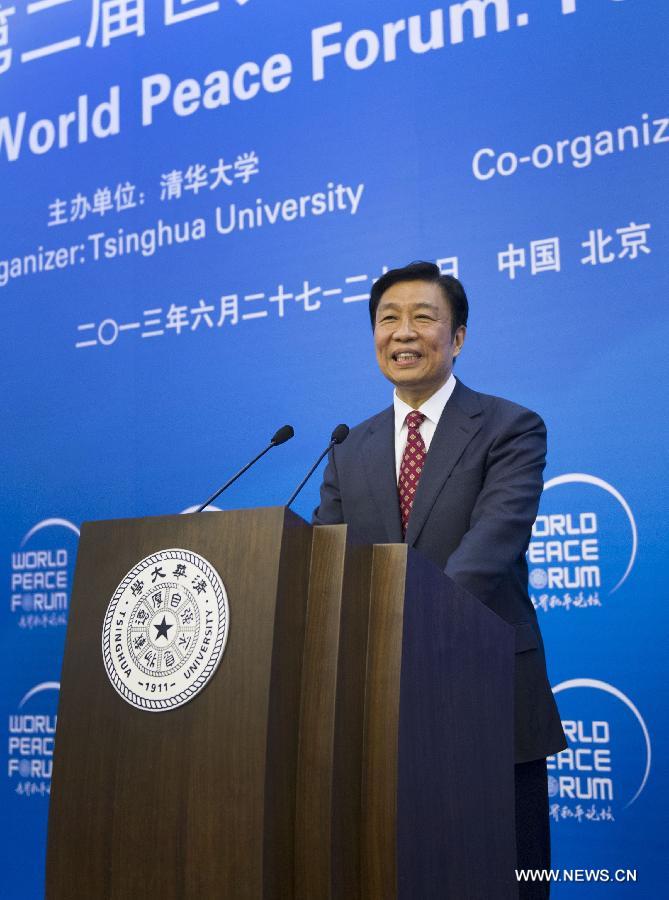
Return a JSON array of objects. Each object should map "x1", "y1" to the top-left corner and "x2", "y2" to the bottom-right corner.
[
  {"x1": 196, "y1": 424, "x2": 294, "y2": 512},
  {"x1": 286, "y1": 424, "x2": 349, "y2": 509}
]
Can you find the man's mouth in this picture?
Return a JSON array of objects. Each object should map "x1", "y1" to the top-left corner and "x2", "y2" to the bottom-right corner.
[{"x1": 392, "y1": 351, "x2": 422, "y2": 363}]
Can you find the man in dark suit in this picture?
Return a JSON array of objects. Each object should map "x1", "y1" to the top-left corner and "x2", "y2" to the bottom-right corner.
[{"x1": 313, "y1": 261, "x2": 566, "y2": 896}]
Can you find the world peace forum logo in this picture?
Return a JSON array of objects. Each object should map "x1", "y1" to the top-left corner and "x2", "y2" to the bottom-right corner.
[
  {"x1": 528, "y1": 474, "x2": 637, "y2": 613},
  {"x1": 7, "y1": 681, "x2": 59, "y2": 799},
  {"x1": 9, "y1": 518, "x2": 79, "y2": 630},
  {"x1": 102, "y1": 549, "x2": 228, "y2": 711},
  {"x1": 548, "y1": 679, "x2": 651, "y2": 825}
]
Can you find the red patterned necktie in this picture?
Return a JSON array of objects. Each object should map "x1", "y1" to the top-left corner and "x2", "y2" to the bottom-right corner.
[{"x1": 398, "y1": 410, "x2": 426, "y2": 536}]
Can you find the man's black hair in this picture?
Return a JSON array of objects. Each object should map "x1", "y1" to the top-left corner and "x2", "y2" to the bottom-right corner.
[{"x1": 368, "y1": 261, "x2": 469, "y2": 334}]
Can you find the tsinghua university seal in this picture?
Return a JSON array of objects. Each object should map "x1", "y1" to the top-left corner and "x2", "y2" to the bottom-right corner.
[{"x1": 101, "y1": 549, "x2": 229, "y2": 711}]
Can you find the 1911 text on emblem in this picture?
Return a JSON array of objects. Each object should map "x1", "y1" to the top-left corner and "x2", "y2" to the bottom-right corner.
[{"x1": 101, "y1": 549, "x2": 229, "y2": 711}]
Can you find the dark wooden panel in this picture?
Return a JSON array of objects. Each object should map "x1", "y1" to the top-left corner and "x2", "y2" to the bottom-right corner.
[
  {"x1": 294, "y1": 524, "x2": 347, "y2": 900},
  {"x1": 330, "y1": 539, "x2": 376, "y2": 900},
  {"x1": 263, "y1": 510, "x2": 314, "y2": 900},
  {"x1": 46, "y1": 507, "x2": 310, "y2": 900},
  {"x1": 360, "y1": 545, "x2": 407, "y2": 900}
]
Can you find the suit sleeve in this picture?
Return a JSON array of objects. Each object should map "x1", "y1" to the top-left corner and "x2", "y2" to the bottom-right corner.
[
  {"x1": 443, "y1": 408, "x2": 546, "y2": 607},
  {"x1": 312, "y1": 447, "x2": 345, "y2": 525}
]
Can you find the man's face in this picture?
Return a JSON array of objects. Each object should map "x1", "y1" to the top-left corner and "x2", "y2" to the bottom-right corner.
[{"x1": 373, "y1": 280, "x2": 466, "y2": 407}]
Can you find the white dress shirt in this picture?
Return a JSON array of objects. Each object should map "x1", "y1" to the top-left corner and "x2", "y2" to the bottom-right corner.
[{"x1": 393, "y1": 373, "x2": 457, "y2": 480}]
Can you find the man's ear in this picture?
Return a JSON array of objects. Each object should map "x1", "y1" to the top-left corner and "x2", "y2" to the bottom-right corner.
[{"x1": 452, "y1": 325, "x2": 466, "y2": 357}]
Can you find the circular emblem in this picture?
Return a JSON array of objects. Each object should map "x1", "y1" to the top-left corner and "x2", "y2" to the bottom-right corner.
[
  {"x1": 101, "y1": 549, "x2": 229, "y2": 711},
  {"x1": 529, "y1": 568, "x2": 548, "y2": 589}
]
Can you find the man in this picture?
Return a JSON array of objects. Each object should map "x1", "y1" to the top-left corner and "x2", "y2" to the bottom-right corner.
[{"x1": 313, "y1": 261, "x2": 566, "y2": 896}]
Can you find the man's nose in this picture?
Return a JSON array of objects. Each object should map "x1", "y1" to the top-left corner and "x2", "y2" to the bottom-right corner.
[{"x1": 394, "y1": 317, "x2": 417, "y2": 338}]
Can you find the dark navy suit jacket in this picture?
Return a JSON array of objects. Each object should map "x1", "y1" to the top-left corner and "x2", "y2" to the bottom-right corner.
[{"x1": 313, "y1": 379, "x2": 566, "y2": 763}]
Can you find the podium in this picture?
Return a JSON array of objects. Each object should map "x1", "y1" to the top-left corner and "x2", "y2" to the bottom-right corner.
[{"x1": 46, "y1": 507, "x2": 517, "y2": 899}]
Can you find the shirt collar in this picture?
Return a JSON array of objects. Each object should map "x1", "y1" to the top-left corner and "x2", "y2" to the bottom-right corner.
[{"x1": 393, "y1": 373, "x2": 457, "y2": 434}]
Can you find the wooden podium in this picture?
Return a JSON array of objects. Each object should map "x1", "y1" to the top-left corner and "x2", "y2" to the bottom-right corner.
[{"x1": 46, "y1": 507, "x2": 517, "y2": 899}]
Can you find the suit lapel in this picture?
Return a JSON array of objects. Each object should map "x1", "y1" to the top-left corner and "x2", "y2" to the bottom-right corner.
[
  {"x1": 405, "y1": 381, "x2": 483, "y2": 546},
  {"x1": 361, "y1": 407, "x2": 403, "y2": 543}
]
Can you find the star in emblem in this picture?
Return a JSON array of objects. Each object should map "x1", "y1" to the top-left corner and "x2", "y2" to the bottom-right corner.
[{"x1": 154, "y1": 615, "x2": 173, "y2": 641}]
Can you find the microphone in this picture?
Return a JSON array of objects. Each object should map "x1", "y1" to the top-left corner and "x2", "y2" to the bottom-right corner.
[
  {"x1": 286, "y1": 424, "x2": 349, "y2": 509},
  {"x1": 196, "y1": 425, "x2": 294, "y2": 512}
]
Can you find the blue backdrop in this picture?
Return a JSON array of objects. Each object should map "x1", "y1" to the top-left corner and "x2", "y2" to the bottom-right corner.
[{"x1": 2, "y1": 1, "x2": 667, "y2": 896}]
